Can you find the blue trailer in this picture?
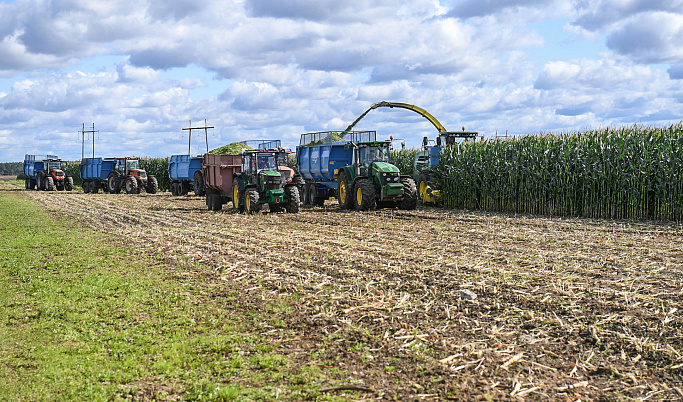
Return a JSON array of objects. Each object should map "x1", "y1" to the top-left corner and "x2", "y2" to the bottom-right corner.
[
  {"x1": 80, "y1": 157, "x2": 158, "y2": 195},
  {"x1": 23, "y1": 154, "x2": 73, "y2": 191},
  {"x1": 168, "y1": 154, "x2": 205, "y2": 196},
  {"x1": 296, "y1": 131, "x2": 417, "y2": 211}
]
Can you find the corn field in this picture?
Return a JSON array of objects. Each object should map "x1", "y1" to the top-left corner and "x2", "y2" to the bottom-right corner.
[{"x1": 433, "y1": 123, "x2": 683, "y2": 221}]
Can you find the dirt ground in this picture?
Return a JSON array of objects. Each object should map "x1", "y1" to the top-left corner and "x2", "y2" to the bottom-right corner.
[{"x1": 17, "y1": 188, "x2": 683, "y2": 400}]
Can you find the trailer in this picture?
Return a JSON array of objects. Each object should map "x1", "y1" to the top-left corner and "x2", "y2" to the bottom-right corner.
[
  {"x1": 80, "y1": 157, "x2": 158, "y2": 194},
  {"x1": 203, "y1": 151, "x2": 300, "y2": 213},
  {"x1": 23, "y1": 154, "x2": 74, "y2": 191},
  {"x1": 296, "y1": 131, "x2": 417, "y2": 210},
  {"x1": 168, "y1": 154, "x2": 205, "y2": 196}
]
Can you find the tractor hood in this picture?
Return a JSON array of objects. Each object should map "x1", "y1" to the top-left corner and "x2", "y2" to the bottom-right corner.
[
  {"x1": 260, "y1": 170, "x2": 281, "y2": 178},
  {"x1": 371, "y1": 162, "x2": 399, "y2": 173}
]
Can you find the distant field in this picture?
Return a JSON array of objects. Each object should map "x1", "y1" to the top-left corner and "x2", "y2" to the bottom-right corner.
[
  {"x1": 0, "y1": 175, "x2": 17, "y2": 181},
  {"x1": 2, "y1": 181, "x2": 683, "y2": 400}
]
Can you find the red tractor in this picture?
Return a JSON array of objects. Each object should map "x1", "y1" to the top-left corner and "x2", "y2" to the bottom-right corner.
[{"x1": 105, "y1": 157, "x2": 158, "y2": 194}]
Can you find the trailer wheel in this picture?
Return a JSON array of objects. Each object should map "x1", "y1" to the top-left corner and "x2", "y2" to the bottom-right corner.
[
  {"x1": 146, "y1": 176, "x2": 158, "y2": 194},
  {"x1": 25, "y1": 178, "x2": 30, "y2": 189},
  {"x1": 400, "y1": 177, "x2": 418, "y2": 210},
  {"x1": 308, "y1": 184, "x2": 317, "y2": 207},
  {"x1": 285, "y1": 185, "x2": 300, "y2": 214},
  {"x1": 245, "y1": 188, "x2": 260, "y2": 214},
  {"x1": 108, "y1": 174, "x2": 120, "y2": 194},
  {"x1": 83, "y1": 181, "x2": 90, "y2": 194},
  {"x1": 337, "y1": 172, "x2": 353, "y2": 210},
  {"x1": 65, "y1": 176, "x2": 74, "y2": 191},
  {"x1": 125, "y1": 176, "x2": 138, "y2": 194},
  {"x1": 353, "y1": 179, "x2": 375, "y2": 211},
  {"x1": 194, "y1": 171, "x2": 205, "y2": 196},
  {"x1": 301, "y1": 183, "x2": 310, "y2": 206},
  {"x1": 209, "y1": 194, "x2": 222, "y2": 211},
  {"x1": 180, "y1": 181, "x2": 189, "y2": 196},
  {"x1": 36, "y1": 174, "x2": 43, "y2": 190},
  {"x1": 232, "y1": 178, "x2": 244, "y2": 212},
  {"x1": 92, "y1": 182, "x2": 100, "y2": 194}
]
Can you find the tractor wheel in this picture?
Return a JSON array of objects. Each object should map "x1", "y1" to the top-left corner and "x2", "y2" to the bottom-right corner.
[
  {"x1": 194, "y1": 171, "x2": 205, "y2": 196},
  {"x1": 65, "y1": 176, "x2": 74, "y2": 191},
  {"x1": 125, "y1": 176, "x2": 138, "y2": 194},
  {"x1": 301, "y1": 183, "x2": 310, "y2": 206},
  {"x1": 417, "y1": 173, "x2": 429, "y2": 202},
  {"x1": 285, "y1": 185, "x2": 300, "y2": 213},
  {"x1": 293, "y1": 175, "x2": 305, "y2": 195},
  {"x1": 56, "y1": 183, "x2": 64, "y2": 191},
  {"x1": 337, "y1": 172, "x2": 353, "y2": 210},
  {"x1": 400, "y1": 177, "x2": 418, "y2": 210},
  {"x1": 45, "y1": 177, "x2": 55, "y2": 191},
  {"x1": 245, "y1": 188, "x2": 261, "y2": 214},
  {"x1": 353, "y1": 178, "x2": 375, "y2": 211},
  {"x1": 108, "y1": 174, "x2": 120, "y2": 194},
  {"x1": 232, "y1": 178, "x2": 244, "y2": 212},
  {"x1": 83, "y1": 181, "x2": 91, "y2": 194},
  {"x1": 146, "y1": 176, "x2": 158, "y2": 194}
]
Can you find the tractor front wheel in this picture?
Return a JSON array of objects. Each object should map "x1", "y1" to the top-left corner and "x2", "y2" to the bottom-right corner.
[
  {"x1": 245, "y1": 188, "x2": 261, "y2": 214},
  {"x1": 65, "y1": 176, "x2": 74, "y2": 191},
  {"x1": 125, "y1": 176, "x2": 138, "y2": 194},
  {"x1": 353, "y1": 179, "x2": 375, "y2": 211},
  {"x1": 400, "y1": 177, "x2": 418, "y2": 210},
  {"x1": 146, "y1": 176, "x2": 158, "y2": 194},
  {"x1": 285, "y1": 185, "x2": 300, "y2": 213},
  {"x1": 337, "y1": 172, "x2": 353, "y2": 210}
]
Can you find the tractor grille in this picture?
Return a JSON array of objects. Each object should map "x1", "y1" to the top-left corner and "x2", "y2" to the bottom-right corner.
[
  {"x1": 139, "y1": 172, "x2": 147, "y2": 178},
  {"x1": 264, "y1": 176, "x2": 280, "y2": 191},
  {"x1": 55, "y1": 171, "x2": 65, "y2": 178},
  {"x1": 381, "y1": 172, "x2": 400, "y2": 185}
]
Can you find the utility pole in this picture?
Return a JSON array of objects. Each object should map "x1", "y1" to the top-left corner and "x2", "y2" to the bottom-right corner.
[
  {"x1": 181, "y1": 119, "x2": 213, "y2": 155},
  {"x1": 79, "y1": 123, "x2": 98, "y2": 159}
]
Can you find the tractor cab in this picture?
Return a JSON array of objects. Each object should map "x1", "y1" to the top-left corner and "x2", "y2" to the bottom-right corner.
[
  {"x1": 115, "y1": 157, "x2": 147, "y2": 181},
  {"x1": 436, "y1": 129, "x2": 478, "y2": 147},
  {"x1": 43, "y1": 158, "x2": 66, "y2": 179}
]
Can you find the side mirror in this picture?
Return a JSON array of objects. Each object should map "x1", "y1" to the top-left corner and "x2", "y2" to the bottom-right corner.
[
  {"x1": 422, "y1": 136, "x2": 428, "y2": 147},
  {"x1": 344, "y1": 143, "x2": 350, "y2": 151},
  {"x1": 436, "y1": 137, "x2": 442, "y2": 146}
]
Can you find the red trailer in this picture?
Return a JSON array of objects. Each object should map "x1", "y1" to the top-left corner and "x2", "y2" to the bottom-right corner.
[{"x1": 203, "y1": 154, "x2": 242, "y2": 211}]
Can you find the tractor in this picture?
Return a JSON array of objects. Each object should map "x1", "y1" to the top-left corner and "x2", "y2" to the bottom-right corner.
[
  {"x1": 106, "y1": 157, "x2": 158, "y2": 194},
  {"x1": 23, "y1": 155, "x2": 74, "y2": 191}
]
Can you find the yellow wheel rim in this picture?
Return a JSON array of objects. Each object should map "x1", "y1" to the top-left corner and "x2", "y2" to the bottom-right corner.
[
  {"x1": 356, "y1": 187, "x2": 363, "y2": 206},
  {"x1": 233, "y1": 185, "x2": 239, "y2": 207},
  {"x1": 419, "y1": 181, "x2": 426, "y2": 198},
  {"x1": 339, "y1": 180, "x2": 346, "y2": 202},
  {"x1": 246, "y1": 193, "x2": 251, "y2": 211}
]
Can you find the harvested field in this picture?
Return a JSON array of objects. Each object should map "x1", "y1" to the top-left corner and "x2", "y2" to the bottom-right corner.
[{"x1": 19, "y1": 188, "x2": 683, "y2": 400}]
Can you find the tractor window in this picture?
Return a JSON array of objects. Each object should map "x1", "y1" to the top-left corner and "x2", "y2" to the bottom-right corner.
[
  {"x1": 359, "y1": 145, "x2": 391, "y2": 165},
  {"x1": 126, "y1": 160, "x2": 141, "y2": 170},
  {"x1": 47, "y1": 161, "x2": 61, "y2": 171},
  {"x1": 256, "y1": 154, "x2": 276, "y2": 171}
]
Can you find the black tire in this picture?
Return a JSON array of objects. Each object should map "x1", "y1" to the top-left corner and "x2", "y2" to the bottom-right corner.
[
  {"x1": 108, "y1": 174, "x2": 120, "y2": 194},
  {"x1": 337, "y1": 171, "x2": 353, "y2": 210},
  {"x1": 124, "y1": 176, "x2": 138, "y2": 194},
  {"x1": 302, "y1": 183, "x2": 310, "y2": 206},
  {"x1": 285, "y1": 185, "x2": 300, "y2": 213},
  {"x1": 92, "y1": 182, "x2": 100, "y2": 194},
  {"x1": 293, "y1": 175, "x2": 305, "y2": 196},
  {"x1": 170, "y1": 182, "x2": 178, "y2": 196},
  {"x1": 146, "y1": 176, "x2": 158, "y2": 194},
  {"x1": 245, "y1": 188, "x2": 260, "y2": 214},
  {"x1": 45, "y1": 176, "x2": 55, "y2": 191},
  {"x1": 232, "y1": 178, "x2": 244, "y2": 212},
  {"x1": 36, "y1": 174, "x2": 43, "y2": 191},
  {"x1": 25, "y1": 178, "x2": 30, "y2": 189},
  {"x1": 83, "y1": 181, "x2": 90, "y2": 194},
  {"x1": 400, "y1": 177, "x2": 418, "y2": 210},
  {"x1": 56, "y1": 183, "x2": 64, "y2": 191},
  {"x1": 417, "y1": 172, "x2": 429, "y2": 202},
  {"x1": 29, "y1": 179, "x2": 36, "y2": 190},
  {"x1": 65, "y1": 176, "x2": 74, "y2": 191},
  {"x1": 180, "y1": 181, "x2": 189, "y2": 196},
  {"x1": 211, "y1": 194, "x2": 223, "y2": 211},
  {"x1": 353, "y1": 178, "x2": 375, "y2": 211},
  {"x1": 194, "y1": 171, "x2": 205, "y2": 196},
  {"x1": 308, "y1": 184, "x2": 317, "y2": 207}
]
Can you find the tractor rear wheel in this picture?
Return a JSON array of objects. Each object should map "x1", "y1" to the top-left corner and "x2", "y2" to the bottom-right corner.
[
  {"x1": 337, "y1": 172, "x2": 354, "y2": 210},
  {"x1": 285, "y1": 185, "x2": 300, "y2": 213},
  {"x1": 353, "y1": 178, "x2": 375, "y2": 211},
  {"x1": 146, "y1": 176, "x2": 158, "y2": 194},
  {"x1": 65, "y1": 176, "x2": 74, "y2": 191},
  {"x1": 232, "y1": 178, "x2": 244, "y2": 212},
  {"x1": 245, "y1": 188, "x2": 261, "y2": 214},
  {"x1": 125, "y1": 176, "x2": 138, "y2": 194},
  {"x1": 45, "y1": 177, "x2": 55, "y2": 191},
  {"x1": 194, "y1": 171, "x2": 205, "y2": 196},
  {"x1": 400, "y1": 177, "x2": 418, "y2": 210}
]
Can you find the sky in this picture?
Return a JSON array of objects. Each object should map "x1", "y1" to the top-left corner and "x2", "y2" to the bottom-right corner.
[{"x1": 1, "y1": 0, "x2": 683, "y2": 162}]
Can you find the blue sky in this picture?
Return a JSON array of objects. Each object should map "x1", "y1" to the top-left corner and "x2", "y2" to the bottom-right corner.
[{"x1": 1, "y1": 0, "x2": 682, "y2": 161}]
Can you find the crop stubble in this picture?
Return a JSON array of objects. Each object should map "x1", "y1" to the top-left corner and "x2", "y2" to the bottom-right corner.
[{"x1": 22, "y1": 190, "x2": 683, "y2": 400}]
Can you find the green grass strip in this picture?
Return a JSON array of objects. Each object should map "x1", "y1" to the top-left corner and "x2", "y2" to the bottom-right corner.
[{"x1": 0, "y1": 192, "x2": 325, "y2": 401}]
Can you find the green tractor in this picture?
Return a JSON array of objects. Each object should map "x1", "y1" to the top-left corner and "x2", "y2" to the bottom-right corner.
[
  {"x1": 232, "y1": 150, "x2": 300, "y2": 214},
  {"x1": 337, "y1": 139, "x2": 417, "y2": 211}
]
